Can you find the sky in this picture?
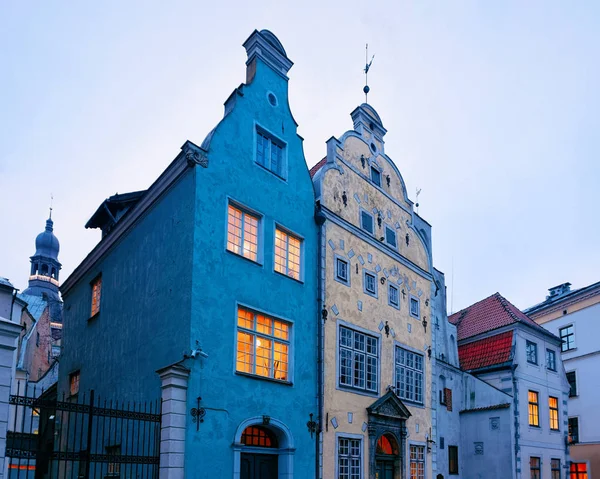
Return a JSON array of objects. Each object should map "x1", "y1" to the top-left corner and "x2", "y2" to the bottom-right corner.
[{"x1": 1, "y1": 1, "x2": 599, "y2": 313}]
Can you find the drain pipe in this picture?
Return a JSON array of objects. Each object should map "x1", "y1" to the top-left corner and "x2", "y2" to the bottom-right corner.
[{"x1": 315, "y1": 203, "x2": 327, "y2": 479}]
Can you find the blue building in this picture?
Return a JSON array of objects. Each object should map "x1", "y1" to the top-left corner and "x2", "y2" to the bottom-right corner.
[{"x1": 59, "y1": 29, "x2": 318, "y2": 478}]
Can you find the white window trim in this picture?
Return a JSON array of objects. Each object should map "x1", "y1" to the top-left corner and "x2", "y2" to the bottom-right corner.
[
  {"x1": 546, "y1": 348, "x2": 557, "y2": 371},
  {"x1": 273, "y1": 223, "x2": 304, "y2": 282},
  {"x1": 334, "y1": 255, "x2": 350, "y2": 287},
  {"x1": 363, "y1": 269, "x2": 378, "y2": 298},
  {"x1": 225, "y1": 198, "x2": 264, "y2": 265},
  {"x1": 359, "y1": 209, "x2": 375, "y2": 235},
  {"x1": 253, "y1": 122, "x2": 288, "y2": 181},
  {"x1": 559, "y1": 323, "x2": 576, "y2": 352},
  {"x1": 388, "y1": 283, "x2": 400, "y2": 310},
  {"x1": 409, "y1": 295, "x2": 420, "y2": 319},
  {"x1": 395, "y1": 344, "x2": 425, "y2": 405},
  {"x1": 526, "y1": 340, "x2": 538, "y2": 365},
  {"x1": 566, "y1": 369, "x2": 578, "y2": 397},
  {"x1": 335, "y1": 432, "x2": 364, "y2": 479},
  {"x1": 407, "y1": 441, "x2": 427, "y2": 479}
]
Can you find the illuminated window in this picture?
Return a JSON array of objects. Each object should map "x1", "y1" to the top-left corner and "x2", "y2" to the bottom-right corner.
[
  {"x1": 560, "y1": 325, "x2": 575, "y2": 351},
  {"x1": 106, "y1": 445, "x2": 121, "y2": 476},
  {"x1": 528, "y1": 391, "x2": 539, "y2": 427},
  {"x1": 410, "y1": 445, "x2": 425, "y2": 479},
  {"x1": 546, "y1": 349, "x2": 557, "y2": 371},
  {"x1": 69, "y1": 371, "x2": 80, "y2": 396},
  {"x1": 338, "y1": 437, "x2": 361, "y2": 479},
  {"x1": 551, "y1": 459, "x2": 561, "y2": 479},
  {"x1": 274, "y1": 228, "x2": 302, "y2": 280},
  {"x1": 227, "y1": 204, "x2": 260, "y2": 262},
  {"x1": 410, "y1": 297, "x2": 420, "y2": 318},
  {"x1": 549, "y1": 396, "x2": 559, "y2": 430},
  {"x1": 376, "y1": 434, "x2": 398, "y2": 455},
  {"x1": 256, "y1": 130, "x2": 285, "y2": 178},
  {"x1": 448, "y1": 445, "x2": 458, "y2": 474},
  {"x1": 388, "y1": 284, "x2": 399, "y2": 309},
  {"x1": 526, "y1": 340, "x2": 538, "y2": 364},
  {"x1": 90, "y1": 276, "x2": 102, "y2": 317},
  {"x1": 236, "y1": 307, "x2": 290, "y2": 382},
  {"x1": 395, "y1": 347, "x2": 424, "y2": 404},
  {"x1": 570, "y1": 462, "x2": 588, "y2": 479},
  {"x1": 241, "y1": 426, "x2": 278, "y2": 448},
  {"x1": 569, "y1": 417, "x2": 579, "y2": 443},
  {"x1": 530, "y1": 457, "x2": 541, "y2": 479},
  {"x1": 339, "y1": 325, "x2": 378, "y2": 393}
]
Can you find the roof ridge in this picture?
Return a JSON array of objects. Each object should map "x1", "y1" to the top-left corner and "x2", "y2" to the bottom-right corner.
[{"x1": 449, "y1": 291, "x2": 500, "y2": 323}]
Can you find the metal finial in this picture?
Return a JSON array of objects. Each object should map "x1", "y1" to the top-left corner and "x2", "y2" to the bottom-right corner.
[
  {"x1": 49, "y1": 193, "x2": 53, "y2": 219},
  {"x1": 415, "y1": 188, "x2": 421, "y2": 213},
  {"x1": 364, "y1": 44, "x2": 375, "y2": 103}
]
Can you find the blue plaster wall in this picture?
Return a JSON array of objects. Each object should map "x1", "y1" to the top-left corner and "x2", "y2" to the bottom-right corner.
[
  {"x1": 185, "y1": 58, "x2": 318, "y2": 476},
  {"x1": 59, "y1": 170, "x2": 195, "y2": 403}
]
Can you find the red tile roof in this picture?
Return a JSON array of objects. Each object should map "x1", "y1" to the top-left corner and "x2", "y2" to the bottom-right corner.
[
  {"x1": 457, "y1": 330, "x2": 513, "y2": 371},
  {"x1": 309, "y1": 157, "x2": 326, "y2": 178},
  {"x1": 448, "y1": 292, "x2": 551, "y2": 341}
]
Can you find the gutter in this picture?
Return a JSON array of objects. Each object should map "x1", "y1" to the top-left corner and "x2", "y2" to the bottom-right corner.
[{"x1": 315, "y1": 202, "x2": 326, "y2": 479}]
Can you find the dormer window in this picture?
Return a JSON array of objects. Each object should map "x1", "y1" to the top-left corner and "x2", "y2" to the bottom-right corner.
[
  {"x1": 370, "y1": 166, "x2": 381, "y2": 187},
  {"x1": 256, "y1": 128, "x2": 286, "y2": 179}
]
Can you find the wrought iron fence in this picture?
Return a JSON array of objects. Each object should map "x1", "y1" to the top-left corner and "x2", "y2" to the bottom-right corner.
[{"x1": 6, "y1": 383, "x2": 162, "y2": 479}]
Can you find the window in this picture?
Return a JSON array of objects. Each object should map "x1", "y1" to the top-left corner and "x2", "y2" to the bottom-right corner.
[
  {"x1": 528, "y1": 391, "x2": 540, "y2": 427},
  {"x1": 410, "y1": 445, "x2": 425, "y2": 479},
  {"x1": 106, "y1": 445, "x2": 121, "y2": 476},
  {"x1": 360, "y1": 210, "x2": 374, "y2": 234},
  {"x1": 395, "y1": 347, "x2": 424, "y2": 404},
  {"x1": 439, "y1": 377, "x2": 447, "y2": 405},
  {"x1": 384, "y1": 225, "x2": 397, "y2": 248},
  {"x1": 227, "y1": 204, "x2": 259, "y2": 262},
  {"x1": 274, "y1": 228, "x2": 301, "y2": 280},
  {"x1": 526, "y1": 340, "x2": 538, "y2": 364},
  {"x1": 551, "y1": 459, "x2": 561, "y2": 479},
  {"x1": 568, "y1": 417, "x2": 579, "y2": 443},
  {"x1": 236, "y1": 307, "x2": 290, "y2": 382},
  {"x1": 363, "y1": 271, "x2": 377, "y2": 297},
  {"x1": 530, "y1": 457, "x2": 541, "y2": 479},
  {"x1": 388, "y1": 284, "x2": 399, "y2": 309},
  {"x1": 570, "y1": 462, "x2": 588, "y2": 479},
  {"x1": 256, "y1": 129, "x2": 284, "y2": 178},
  {"x1": 36, "y1": 332, "x2": 40, "y2": 347},
  {"x1": 241, "y1": 426, "x2": 278, "y2": 447},
  {"x1": 546, "y1": 349, "x2": 557, "y2": 371},
  {"x1": 549, "y1": 396, "x2": 559, "y2": 430},
  {"x1": 567, "y1": 371, "x2": 577, "y2": 397},
  {"x1": 335, "y1": 257, "x2": 350, "y2": 285},
  {"x1": 338, "y1": 437, "x2": 361, "y2": 479},
  {"x1": 339, "y1": 325, "x2": 378, "y2": 393},
  {"x1": 371, "y1": 166, "x2": 381, "y2": 187},
  {"x1": 560, "y1": 325, "x2": 575, "y2": 351},
  {"x1": 69, "y1": 371, "x2": 80, "y2": 396},
  {"x1": 90, "y1": 275, "x2": 102, "y2": 317},
  {"x1": 448, "y1": 445, "x2": 458, "y2": 475},
  {"x1": 410, "y1": 297, "x2": 420, "y2": 318}
]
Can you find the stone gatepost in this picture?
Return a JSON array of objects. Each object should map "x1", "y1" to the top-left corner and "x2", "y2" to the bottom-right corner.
[
  {"x1": 0, "y1": 317, "x2": 22, "y2": 479},
  {"x1": 157, "y1": 363, "x2": 190, "y2": 479}
]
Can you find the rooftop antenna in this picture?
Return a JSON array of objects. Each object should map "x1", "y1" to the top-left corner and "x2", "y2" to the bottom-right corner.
[
  {"x1": 415, "y1": 188, "x2": 422, "y2": 214},
  {"x1": 363, "y1": 44, "x2": 375, "y2": 103},
  {"x1": 49, "y1": 193, "x2": 54, "y2": 219}
]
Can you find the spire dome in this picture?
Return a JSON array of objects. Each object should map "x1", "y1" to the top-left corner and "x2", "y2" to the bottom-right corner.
[{"x1": 34, "y1": 217, "x2": 60, "y2": 259}]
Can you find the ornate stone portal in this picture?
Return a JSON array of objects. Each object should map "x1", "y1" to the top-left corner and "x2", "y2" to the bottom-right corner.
[{"x1": 366, "y1": 391, "x2": 411, "y2": 479}]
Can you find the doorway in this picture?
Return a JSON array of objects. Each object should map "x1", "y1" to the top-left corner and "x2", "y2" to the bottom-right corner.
[
  {"x1": 375, "y1": 433, "x2": 399, "y2": 479},
  {"x1": 241, "y1": 453, "x2": 278, "y2": 479}
]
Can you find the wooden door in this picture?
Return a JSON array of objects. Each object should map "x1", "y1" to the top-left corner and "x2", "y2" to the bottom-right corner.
[
  {"x1": 241, "y1": 453, "x2": 278, "y2": 479},
  {"x1": 376, "y1": 459, "x2": 394, "y2": 479}
]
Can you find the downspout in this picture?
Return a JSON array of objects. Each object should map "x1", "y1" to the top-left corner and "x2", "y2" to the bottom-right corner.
[
  {"x1": 511, "y1": 363, "x2": 520, "y2": 479},
  {"x1": 315, "y1": 202, "x2": 327, "y2": 479},
  {"x1": 10, "y1": 287, "x2": 17, "y2": 323}
]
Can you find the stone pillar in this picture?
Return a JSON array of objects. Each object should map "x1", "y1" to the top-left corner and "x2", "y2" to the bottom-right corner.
[
  {"x1": 0, "y1": 317, "x2": 22, "y2": 479},
  {"x1": 157, "y1": 363, "x2": 190, "y2": 479}
]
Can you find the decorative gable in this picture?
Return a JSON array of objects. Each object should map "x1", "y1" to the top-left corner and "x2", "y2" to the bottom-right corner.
[{"x1": 367, "y1": 390, "x2": 412, "y2": 420}]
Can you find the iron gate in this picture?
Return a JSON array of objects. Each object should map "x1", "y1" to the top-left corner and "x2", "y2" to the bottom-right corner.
[{"x1": 6, "y1": 384, "x2": 162, "y2": 479}]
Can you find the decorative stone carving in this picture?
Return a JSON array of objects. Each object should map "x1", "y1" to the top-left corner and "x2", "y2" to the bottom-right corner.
[{"x1": 185, "y1": 149, "x2": 209, "y2": 168}]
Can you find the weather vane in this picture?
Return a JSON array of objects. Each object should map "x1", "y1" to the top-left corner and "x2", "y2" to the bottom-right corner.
[
  {"x1": 363, "y1": 43, "x2": 375, "y2": 103},
  {"x1": 415, "y1": 188, "x2": 422, "y2": 213}
]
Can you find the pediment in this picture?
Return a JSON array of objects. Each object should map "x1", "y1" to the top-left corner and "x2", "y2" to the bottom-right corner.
[{"x1": 367, "y1": 390, "x2": 411, "y2": 420}]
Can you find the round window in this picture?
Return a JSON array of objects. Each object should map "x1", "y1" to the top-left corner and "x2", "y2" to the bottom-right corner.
[
  {"x1": 370, "y1": 142, "x2": 377, "y2": 153},
  {"x1": 267, "y1": 92, "x2": 278, "y2": 107}
]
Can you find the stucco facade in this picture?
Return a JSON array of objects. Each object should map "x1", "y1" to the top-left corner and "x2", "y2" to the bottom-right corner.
[{"x1": 313, "y1": 104, "x2": 435, "y2": 479}]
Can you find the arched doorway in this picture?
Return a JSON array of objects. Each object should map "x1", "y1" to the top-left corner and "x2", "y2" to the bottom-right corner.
[
  {"x1": 240, "y1": 426, "x2": 278, "y2": 479},
  {"x1": 375, "y1": 433, "x2": 399, "y2": 479}
]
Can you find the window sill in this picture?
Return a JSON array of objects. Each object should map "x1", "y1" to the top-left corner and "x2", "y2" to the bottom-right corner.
[
  {"x1": 274, "y1": 270, "x2": 304, "y2": 284},
  {"x1": 389, "y1": 303, "x2": 400, "y2": 310},
  {"x1": 255, "y1": 162, "x2": 287, "y2": 182},
  {"x1": 226, "y1": 249, "x2": 263, "y2": 267},
  {"x1": 235, "y1": 371, "x2": 292, "y2": 386},
  {"x1": 400, "y1": 399, "x2": 425, "y2": 409},
  {"x1": 337, "y1": 385, "x2": 379, "y2": 398}
]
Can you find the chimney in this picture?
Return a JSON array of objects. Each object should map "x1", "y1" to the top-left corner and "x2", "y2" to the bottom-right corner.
[{"x1": 547, "y1": 282, "x2": 572, "y2": 300}]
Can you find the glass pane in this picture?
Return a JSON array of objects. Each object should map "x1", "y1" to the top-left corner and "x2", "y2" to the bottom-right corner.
[{"x1": 236, "y1": 331, "x2": 254, "y2": 374}]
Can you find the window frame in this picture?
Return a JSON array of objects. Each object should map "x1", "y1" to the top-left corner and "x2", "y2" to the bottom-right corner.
[
  {"x1": 226, "y1": 200, "x2": 263, "y2": 264},
  {"x1": 90, "y1": 274, "x2": 102, "y2": 319},
  {"x1": 409, "y1": 444, "x2": 426, "y2": 479},
  {"x1": 336, "y1": 433, "x2": 363, "y2": 479},
  {"x1": 409, "y1": 296, "x2": 420, "y2": 319},
  {"x1": 388, "y1": 283, "x2": 400, "y2": 309},
  {"x1": 546, "y1": 348, "x2": 557, "y2": 371},
  {"x1": 526, "y1": 340, "x2": 538, "y2": 365},
  {"x1": 254, "y1": 124, "x2": 287, "y2": 180},
  {"x1": 448, "y1": 445, "x2": 459, "y2": 475},
  {"x1": 551, "y1": 458, "x2": 560, "y2": 479},
  {"x1": 337, "y1": 322, "x2": 380, "y2": 395},
  {"x1": 530, "y1": 456, "x2": 541, "y2": 479},
  {"x1": 549, "y1": 396, "x2": 560, "y2": 431},
  {"x1": 360, "y1": 209, "x2": 375, "y2": 235},
  {"x1": 568, "y1": 416, "x2": 579, "y2": 443},
  {"x1": 69, "y1": 370, "x2": 80, "y2": 397},
  {"x1": 235, "y1": 305, "x2": 292, "y2": 384},
  {"x1": 559, "y1": 324, "x2": 575, "y2": 352},
  {"x1": 334, "y1": 255, "x2": 350, "y2": 287},
  {"x1": 384, "y1": 224, "x2": 397, "y2": 249},
  {"x1": 528, "y1": 390, "x2": 540, "y2": 427},
  {"x1": 370, "y1": 166, "x2": 382, "y2": 187},
  {"x1": 395, "y1": 345, "x2": 425, "y2": 405},
  {"x1": 570, "y1": 462, "x2": 588, "y2": 479},
  {"x1": 566, "y1": 371, "x2": 577, "y2": 397},
  {"x1": 363, "y1": 270, "x2": 378, "y2": 298},
  {"x1": 273, "y1": 224, "x2": 303, "y2": 282}
]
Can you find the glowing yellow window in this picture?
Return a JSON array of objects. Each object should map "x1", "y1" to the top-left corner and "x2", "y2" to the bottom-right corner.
[
  {"x1": 528, "y1": 390, "x2": 539, "y2": 427},
  {"x1": 236, "y1": 307, "x2": 290, "y2": 382},
  {"x1": 227, "y1": 205, "x2": 259, "y2": 262},
  {"x1": 274, "y1": 228, "x2": 301, "y2": 280},
  {"x1": 549, "y1": 396, "x2": 559, "y2": 430},
  {"x1": 90, "y1": 276, "x2": 102, "y2": 317}
]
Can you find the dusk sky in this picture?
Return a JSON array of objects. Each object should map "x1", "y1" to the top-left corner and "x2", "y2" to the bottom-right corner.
[{"x1": 1, "y1": 1, "x2": 598, "y2": 313}]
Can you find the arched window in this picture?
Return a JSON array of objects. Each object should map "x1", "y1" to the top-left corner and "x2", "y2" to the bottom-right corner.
[
  {"x1": 376, "y1": 433, "x2": 399, "y2": 455},
  {"x1": 41, "y1": 264, "x2": 49, "y2": 275},
  {"x1": 51, "y1": 268, "x2": 56, "y2": 279},
  {"x1": 241, "y1": 426, "x2": 278, "y2": 448}
]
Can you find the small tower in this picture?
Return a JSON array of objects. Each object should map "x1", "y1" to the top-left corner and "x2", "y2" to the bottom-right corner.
[{"x1": 23, "y1": 214, "x2": 61, "y2": 301}]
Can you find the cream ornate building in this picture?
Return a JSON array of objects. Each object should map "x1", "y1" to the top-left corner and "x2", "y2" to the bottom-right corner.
[{"x1": 311, "y1": 103, "x2": 436, "y2": 479}]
